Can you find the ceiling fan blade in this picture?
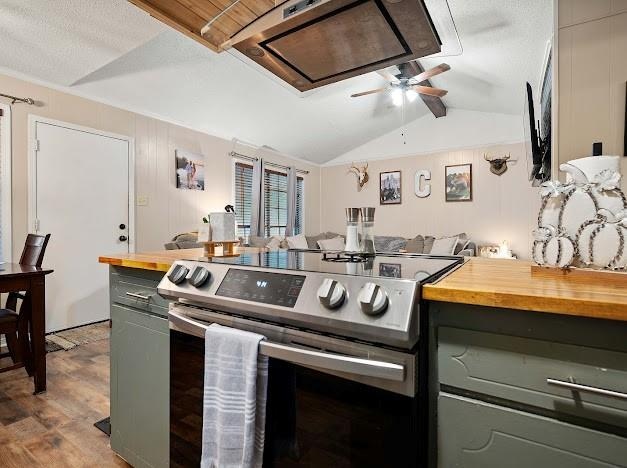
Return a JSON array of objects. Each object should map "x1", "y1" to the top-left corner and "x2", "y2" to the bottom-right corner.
[
  {"x1": 376, "y1": 69, "x2": 399, "y2": 82},
  {"x1": 351, "y1": 87, "x2": 388, "y2": 98},
  {"x1": 411, "y1": 85, "x2": 448, "y2": 98},
  {"x1": 410, "y1": 63, "x2": 450, "y2": 83}
]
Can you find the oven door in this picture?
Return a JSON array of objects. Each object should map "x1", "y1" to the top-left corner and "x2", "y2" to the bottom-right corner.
[{"x1": 170, "y1": 306, "x2": 421, "y2": 468}]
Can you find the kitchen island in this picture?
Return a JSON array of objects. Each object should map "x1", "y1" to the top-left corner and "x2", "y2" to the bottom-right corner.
[
  {"x1": 99, "y1": 247, "x2": 262, "y2": 468},
  {"x1": 99, "y1": 250, "x2": 627, "y2": 467},
  {"x1": 422, "y1": 257, "x2": 627, "y2": 467}
]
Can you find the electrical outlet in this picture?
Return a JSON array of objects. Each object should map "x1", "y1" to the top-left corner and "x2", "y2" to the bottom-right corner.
[{"x1": 137, "y1": 196, "x2": 149, "y2": 207}]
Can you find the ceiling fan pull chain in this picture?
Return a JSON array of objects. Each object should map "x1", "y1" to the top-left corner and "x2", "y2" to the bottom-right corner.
[{"x1": 401, "y1": 97, "x2": 407, "y2": 145}]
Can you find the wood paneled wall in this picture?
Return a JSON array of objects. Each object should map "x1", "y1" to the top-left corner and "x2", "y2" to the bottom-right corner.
[
  {"x1": 558, "y1": 0, "x2": 627, "y2": 186},
  {"x1": 320, "y1": 143, "x2": 541, "y2": 260},
  {"x1": 0, "y1": 72, "x2": 321, "y2": 257}
]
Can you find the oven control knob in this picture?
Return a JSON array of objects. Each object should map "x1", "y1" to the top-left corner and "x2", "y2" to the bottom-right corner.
[
  {"x1": 189, "y1": 266, "x2": 211, "y2": 288},
  {"x1": 168, "y1": 264, "x2": 189, "y2": 285},
  {"x1": 317, "y1": 278, "x2": 346, "y2": 309},
  {"x1": 358, "y1": 283, "x2": 389, "y2": 316}
]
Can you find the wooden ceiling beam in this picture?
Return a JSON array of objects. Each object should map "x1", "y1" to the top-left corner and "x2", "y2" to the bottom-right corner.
[
  {"x1": 399, "y1": 61, "x2": 447, "y2": 118},
  {"x1": 128, "y1": 0, "x2": 220, "y2": 52},
  {"x1": 128, "y1": 0, "x2": 287, "y2": 52}
]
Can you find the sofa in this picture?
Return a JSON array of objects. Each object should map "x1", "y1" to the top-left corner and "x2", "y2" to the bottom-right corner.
[
  {"x1": 165, "y1": 231, "x2": 475, "y2": 256},
  {"x1": 164, "y1": 232, "x2": 202, "y2": 250}
]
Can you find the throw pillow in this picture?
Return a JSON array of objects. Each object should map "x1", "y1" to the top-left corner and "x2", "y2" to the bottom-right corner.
[
  {"x1": 453, "y1": 233, "x2": 470, "y2": 255},
  {"x1": 306, "y1": 233, "x2": 327, "y2": 249},
  {"x1": 317, "y1": 237, "x2": 345, "y2": 251},
  {"x1": 405, "y1": 235, "x2": 425, "y2": 253},
  {"x1": 248, "y1": 235, "x2": 270, "y2": 248},
  {"x1": 324, "y1": 232, "x2": 345, "y2": 240},
  {"x1": 265, "y1": 236, "x2": 282, "y2": 250},
  {"x1": 172, "y1": 232, "x2": 198, "y2": 243},
  {"x1": 430, "y1": 236, "x2": 459, "y2": 255},
  {"x1": 374, "y1": 236, "x2": 407, "y2": 252},
  {"x1": 423, "y1": 236, "x2": 435, "y2": 254},
  {"x1": 286, "y1": 233, "x2": 309, "y2": 249}
]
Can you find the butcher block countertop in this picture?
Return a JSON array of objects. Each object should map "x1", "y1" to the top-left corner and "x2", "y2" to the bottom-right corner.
[
  {"x1": 423, "y1": 257, "x2": 627, "y2": 321},
  {"x1": 99, "y1": 250, "x2": 627, "y2": 322},
  {"x1": 99, "y1": 247, "x2": 263, "y2": 272}
]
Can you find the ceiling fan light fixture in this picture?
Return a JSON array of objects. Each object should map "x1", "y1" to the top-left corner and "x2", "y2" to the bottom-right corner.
[
  {"x1": 406, "y1": 89, "x2": 418, "y2": 102},
  {"x1": 391, "y1": 88, "x2": 403, "y2": 106}
]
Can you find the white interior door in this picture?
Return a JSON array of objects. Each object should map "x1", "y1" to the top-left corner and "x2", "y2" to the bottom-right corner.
[{"x1": 34, "y1": 121, "x2": 131, "y2": 332}]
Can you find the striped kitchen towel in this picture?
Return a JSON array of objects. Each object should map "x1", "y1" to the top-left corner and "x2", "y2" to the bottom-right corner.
[{"x1": 201, "y1": 323, "x2": 269, "y2": 468}]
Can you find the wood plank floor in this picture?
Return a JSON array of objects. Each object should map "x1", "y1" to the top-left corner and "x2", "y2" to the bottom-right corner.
[{"x1": 0, "y1": 338, "x2": 129, "y2": 467}]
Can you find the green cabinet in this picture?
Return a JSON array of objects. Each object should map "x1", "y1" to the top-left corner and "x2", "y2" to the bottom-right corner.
[
  {"x1": 430, "y1": 303, "x2": 627, "y2": 468},
  {"x1": 109, "y1": 267, "x2": 169, "y2": 468},
  {"x1": 439, "y1": 392, "x2": 627, "y2": 468}
]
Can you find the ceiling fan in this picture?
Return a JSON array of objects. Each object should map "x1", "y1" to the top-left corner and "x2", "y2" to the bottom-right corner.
[{"x1": 351, "y1": 62, "x2": 450, "y2": 107}]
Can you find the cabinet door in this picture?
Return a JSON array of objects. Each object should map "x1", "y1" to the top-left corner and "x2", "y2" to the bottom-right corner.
[
  {"x1": 438, "y1": 392, "x2": 627, "y2": 468},
  {"x1": 111, "y1": 304, "x2": 169, "y2": 468}
]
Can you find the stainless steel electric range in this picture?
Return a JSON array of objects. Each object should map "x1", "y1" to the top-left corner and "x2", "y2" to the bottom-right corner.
[{"x1": 159, "y1": 250, "x2": 462, "y2": 468}]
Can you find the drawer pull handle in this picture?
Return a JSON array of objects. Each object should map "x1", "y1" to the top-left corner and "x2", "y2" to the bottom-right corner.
[
  {"x1": 125, "y1": 292, "x2": 152, "y2": 301},
  {"x1": 547, "y1": 378, "x2": 627, "y2": 401}
]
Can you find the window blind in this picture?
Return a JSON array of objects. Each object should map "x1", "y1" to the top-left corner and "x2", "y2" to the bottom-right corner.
[
  {"x1": 296, "y1": 177, "x2": 304, "y2": 235},
  {"x1": 234, "y1": 162, "x2": 253, "y2": 237},
  {"x1": 234, "y1": 162, "x2": 304, "y2": 238}
]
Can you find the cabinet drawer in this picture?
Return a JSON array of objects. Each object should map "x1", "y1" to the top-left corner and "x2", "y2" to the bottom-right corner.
[
  {"x1": 438, "y1": 392, "x2": 627, "y2": 468},
  {"x1": 110, "y1": 267, "x2": 169, "y2": 317},
  {"x1": 438, "y1": 327, "x2": 627, "y2": 430}
]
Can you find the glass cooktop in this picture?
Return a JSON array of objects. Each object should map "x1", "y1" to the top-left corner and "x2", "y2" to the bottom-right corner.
[{"x1": 209, "y1": 250, "x2": 463, "y2": 282}]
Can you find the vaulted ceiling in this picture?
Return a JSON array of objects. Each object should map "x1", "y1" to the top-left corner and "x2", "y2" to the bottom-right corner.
[{"x1": 0, "y1": 0, "x2": 553, "y2": 163}]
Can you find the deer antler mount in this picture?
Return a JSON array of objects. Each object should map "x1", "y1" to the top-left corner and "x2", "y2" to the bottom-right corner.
[
  {"x1": 348, "y1": 162, "x2": 369, "y2": 191},
  {"x1": 484, "y1": 153, "x2": 511, "y2": 176}
]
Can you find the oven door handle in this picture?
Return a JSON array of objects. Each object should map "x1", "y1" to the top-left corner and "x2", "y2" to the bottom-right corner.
[{"x1": 169, "y1": 309, "x2": 406, "y2": 382}]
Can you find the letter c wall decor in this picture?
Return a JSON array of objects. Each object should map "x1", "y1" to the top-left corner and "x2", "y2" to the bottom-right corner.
[{"x1": 414, "y1": 170, "x2": 431, "y2": 198}]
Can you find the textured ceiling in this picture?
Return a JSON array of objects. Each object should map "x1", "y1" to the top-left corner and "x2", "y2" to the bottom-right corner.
[
  {"x1": 0, "y1": 0, "x2": 552, "y2": 163},
  {"x1": 0, "y1": 0, "x2": 164, "y2": 85}
]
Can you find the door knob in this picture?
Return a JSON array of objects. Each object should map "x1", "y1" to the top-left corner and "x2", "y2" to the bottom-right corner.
[
  {"x1": 119, "y1": 235, "x2": 128, "y2": 242},
  {"x1": 119, "y1": 224, "x2": 126, "y2": 230}
]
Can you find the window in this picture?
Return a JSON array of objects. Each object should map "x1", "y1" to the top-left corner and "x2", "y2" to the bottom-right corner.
[{"x1": 233, "y1": 162, "x2": 304, "y2": 237}]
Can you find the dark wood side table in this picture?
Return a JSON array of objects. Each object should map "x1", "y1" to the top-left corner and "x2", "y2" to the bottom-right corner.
[{"x1": 0, "y1": 263, "x2": 53, "y2": 394}]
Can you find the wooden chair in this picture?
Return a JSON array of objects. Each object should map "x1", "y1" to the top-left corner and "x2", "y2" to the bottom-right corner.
[{"x1": 0, "y1": 234, "x2": 51, "y2": 374}]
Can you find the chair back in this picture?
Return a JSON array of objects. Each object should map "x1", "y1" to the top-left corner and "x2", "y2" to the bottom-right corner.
[{"x1": 19, "y1": 234, "x2": 51, "y2": 267}]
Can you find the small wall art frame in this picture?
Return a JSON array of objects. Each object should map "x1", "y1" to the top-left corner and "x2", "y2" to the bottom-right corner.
[
  {"x1": 380, "y1": 170, "x2": 402, "y2": 205},
  {"x1": 175, "y1": 149, "x2": 205, "y2": 191},
  {"x1": 445, "y1": 163, "x2": 472, "y2": 202}
]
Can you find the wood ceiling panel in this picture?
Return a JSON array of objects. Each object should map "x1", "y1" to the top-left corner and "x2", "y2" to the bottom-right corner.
[
  {"x1": 128, "y1": 0, "x2": 219, "y2": 51},
  {"x1": 139, "y1": 0, "x2": 207, "y2": 32},
  {"x1": 178, "y1": 0, "x2": 220, "y2": 21},
  {"x1": 215, "y1": 1, "x2": 258, "y2": 26},
  {"x1": 241, "y1": 0, "x2": 282, "y2": 17},
  {"x1": 128, "y1": 0, "x2": 286, "y2": 52},
  {"x1": 176, "y1": 0, "x2": 237, "y2": 44}
]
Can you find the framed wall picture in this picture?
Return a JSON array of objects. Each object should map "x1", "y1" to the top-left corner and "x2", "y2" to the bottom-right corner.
[
  {"x1": 445, "y1": 164, "x2": 472, "y2": 202},
  {"x1": 380, "y1": 171, "x2": 402, "y2": 205},
  {"x1": 175, "y1": 149, "x2": 205, "y2": 191}
]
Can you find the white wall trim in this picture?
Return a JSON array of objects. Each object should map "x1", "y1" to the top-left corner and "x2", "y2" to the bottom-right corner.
[
  {"x1": 322, "y1": 138, "x2": 526, "y2": 167},
  {"x1": 27, "y1": 115, "x2": 136, "y2": 253},
  {"x1": 0, "y1": 103, "x2": 12, "y2": 262},
  {"x1": 230, "y1": 137, "x2": 320, "y2": 169}
]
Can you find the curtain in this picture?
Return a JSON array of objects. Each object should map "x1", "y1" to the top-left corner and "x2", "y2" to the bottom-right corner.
[
  {"x1": 285, "y1": 166, "x2": 297, "y2": 237},
  {"x1": 249, "y1": 158, "x2": 265, "y2": 237}
]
